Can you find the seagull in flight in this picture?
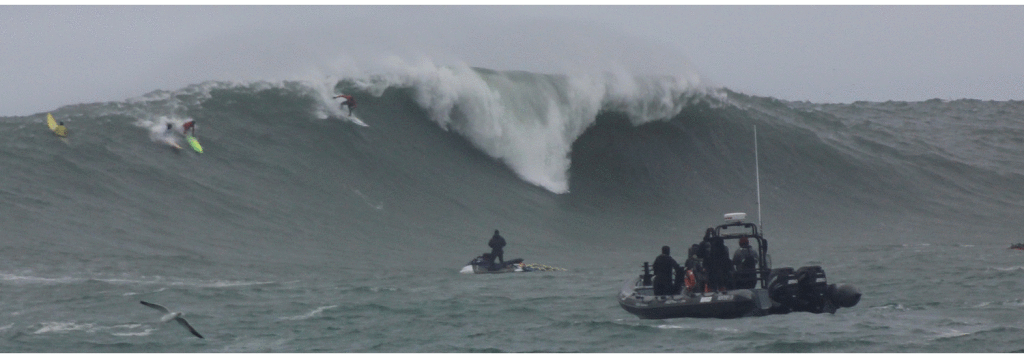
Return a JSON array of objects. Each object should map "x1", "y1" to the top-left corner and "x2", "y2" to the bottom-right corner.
[{"x1": 139, "y1": 301, "x2": 204, "y2": 339}]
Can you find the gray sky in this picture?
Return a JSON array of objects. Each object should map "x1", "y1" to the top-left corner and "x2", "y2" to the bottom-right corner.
[{"x1": 3, "y1": 5, "x2": 1023, "y2": 116}]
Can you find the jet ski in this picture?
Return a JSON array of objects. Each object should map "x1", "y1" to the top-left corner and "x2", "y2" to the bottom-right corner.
[
  {"x1": 618, "y1": 213, "x2": 862, "y2": 319},
  {"x1": 461, "y1": 256, "x2": 527, "y2": 274},
  {"x1": 460, "y1": 254, "x2": 566, "y2": 274}
]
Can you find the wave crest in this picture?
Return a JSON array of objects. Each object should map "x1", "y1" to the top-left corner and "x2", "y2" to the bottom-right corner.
[{"x1": 342, "y1": 59, "x2": 716, "y2": 193}]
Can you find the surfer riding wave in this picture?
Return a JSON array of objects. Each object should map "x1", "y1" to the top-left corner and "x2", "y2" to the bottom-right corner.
[{"x1": 334, "y1": 94, "x2": 356, "y2": 116}]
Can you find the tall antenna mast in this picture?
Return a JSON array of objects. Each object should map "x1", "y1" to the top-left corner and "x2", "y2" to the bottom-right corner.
[{"x1": 754, "y1": 125, "x2": 763, "y2": 230}]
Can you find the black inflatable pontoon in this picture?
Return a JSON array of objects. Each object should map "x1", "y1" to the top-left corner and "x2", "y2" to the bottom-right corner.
[{"x1": 619, "y1": 213, "x2": 861, "y2": 319}]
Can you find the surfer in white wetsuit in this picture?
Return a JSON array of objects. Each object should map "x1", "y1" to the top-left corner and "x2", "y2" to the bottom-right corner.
[{"x1": 160, "y1": 123, "x2": 180, "y2": 148}]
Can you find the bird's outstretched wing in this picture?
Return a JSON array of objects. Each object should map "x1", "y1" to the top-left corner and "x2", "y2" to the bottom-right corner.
[
  {"x1": 174, "y1": 317, "x2": 204, "y2": 339},
  {"x1": 140, "y1": 301, "x2": 170, "y2": 313}
]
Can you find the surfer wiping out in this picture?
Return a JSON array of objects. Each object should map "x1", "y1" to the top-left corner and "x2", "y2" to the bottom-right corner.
[
  {"x1": 160, "y1": 123, "x2": 181, "y2": 150},
  {"x1": 139, "y1": 301, "x2": 204, "y2": 339}
]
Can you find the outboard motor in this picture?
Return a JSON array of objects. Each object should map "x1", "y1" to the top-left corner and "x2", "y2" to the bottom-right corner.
[
  {"x1": 766, "y1": 267, "x2": 800, "y2": 313},
  {"x1": 794, "y1": 266, "x2": 833, "y2": 313},
  {"x1": 827, "y1": 283, "x2": 862, "y2": 308}
]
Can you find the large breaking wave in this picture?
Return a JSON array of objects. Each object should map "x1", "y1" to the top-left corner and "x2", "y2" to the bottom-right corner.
[{"x1": 3, "y1": 64, "x2": 1023, "y2": 270}]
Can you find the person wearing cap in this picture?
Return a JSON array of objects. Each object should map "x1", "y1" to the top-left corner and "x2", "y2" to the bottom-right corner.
[{"x1": 732, "y1": 236, "x2": 758, "y2": 289}]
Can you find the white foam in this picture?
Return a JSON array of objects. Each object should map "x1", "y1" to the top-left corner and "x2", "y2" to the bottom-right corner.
[
  {"x1": 98, "y1": 59, "x2": 717, "y2": 194},
  {"x1": 111, "y1": 328, "x2": 155, "y2": 337},
  {"x1": 992, "y1": 266, "x2": 1024, "y2": 271},
  {"x1": 34, "y1": 321, "x2": 96, "y2": 334},
  {"x1": 0, "y1": 273, "x2": 79, "y2": 285},
  {"x1": 308, "y1": 58, "x2": 715, "y2": 193},
  {"x1": 279, "y1": 305, "x2": 338, "y2": 321},
  {"x1": 110, "y1": 324, "x2": 154, "y2": 337}
]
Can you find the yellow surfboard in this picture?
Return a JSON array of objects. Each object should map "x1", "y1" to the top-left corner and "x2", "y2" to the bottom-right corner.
[
  {"x1": 186, "y1": 135, "x2": 203, "y2": 153},
  {"x1": 47, "y1": 113, "x2": 57, "y2": 131},
  {"x1": 47, "y1": 113, "x2": 67, "y2": 137}
]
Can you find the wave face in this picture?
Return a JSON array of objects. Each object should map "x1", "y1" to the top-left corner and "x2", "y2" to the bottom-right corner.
[
  {"x1": 5, "y1": 66, "x2": 1024, "y2": 264},
  {"x1": 3, "y1": 66, "x2": 1024, "y2": 352}
]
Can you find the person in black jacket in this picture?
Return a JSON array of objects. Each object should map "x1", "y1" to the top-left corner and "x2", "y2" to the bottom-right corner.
[
  {"x1": 684, "y1": 243, "x2": 707, "y2": 292},
  {"x1": 488, "y1": 230, "x2": 506, "y2": 264},
  {"x1": 706, "y1": 235, "x2": 734, "y2": 292},
  {"x1": 732, "y1": 236, "x2": 758, "y2": 289},
  {"x1": 653, "y1": 246, "x2": 680, "y2": 296}
]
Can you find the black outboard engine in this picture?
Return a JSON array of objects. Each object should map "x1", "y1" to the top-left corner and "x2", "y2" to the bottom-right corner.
[
  {"x1": 767, "y1": 267, "x2": 800, "y2": 314},
  {"x1": 793, "y1": 266, "x2": 833, "y2": 313}
]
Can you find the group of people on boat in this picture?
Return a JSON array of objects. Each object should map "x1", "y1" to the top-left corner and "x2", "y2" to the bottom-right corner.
[
  {"x1": 652, "y1": 228, "x2": 759, "y2": 296},
  {"x1": 1010, "y1": 243, "x2": 1024, "y2": 250}
]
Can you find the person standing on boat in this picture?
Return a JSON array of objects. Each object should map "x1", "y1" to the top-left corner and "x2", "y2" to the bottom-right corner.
[
  {"x1": 684, "y1": 243, "x2": 706, "y2": 292},
  {"x1": 732, "y1": 236, "x2": 758, "y2": 289},
  {"x1": 706, "y1": 235, "x2": 733, "y2": 292},
  {"x1": 697, "y1": 228, "x2": 714, "y2": 260},
  {"x1": 488, "y1": 230, "x2": 506, "y2": 264},
  {"x1": 653, "y1": 246, "x2": 680, "y2": 296},
  {"x1": 695, "y1": 228, "x2": 715, "y2": 290}
]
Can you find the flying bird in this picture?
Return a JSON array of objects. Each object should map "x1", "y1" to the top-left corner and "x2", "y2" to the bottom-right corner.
[{"x1": 139, "y1": 300, "x2": 204, "y2": 339}]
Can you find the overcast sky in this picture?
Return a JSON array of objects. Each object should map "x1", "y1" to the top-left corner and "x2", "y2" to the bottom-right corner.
[{"x1": 3, "y1": 5, "x2": 1023, "y2": 116}]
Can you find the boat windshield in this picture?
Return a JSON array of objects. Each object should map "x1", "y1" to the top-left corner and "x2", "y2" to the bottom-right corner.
[{"x1": 717, "y1": 223, "x2": 758, "y2": 238}]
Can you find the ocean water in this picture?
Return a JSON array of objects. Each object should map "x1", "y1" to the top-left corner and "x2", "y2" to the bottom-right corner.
[{"x1": 2, "y1": 65, "x2": 1023, "y2": 352}]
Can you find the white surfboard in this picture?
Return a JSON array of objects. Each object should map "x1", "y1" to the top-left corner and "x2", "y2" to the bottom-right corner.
[
  {"x1": 163, "y1": 138, "x2": 182, "y2": 150},
  {"x1": 343, "y1": 114, "x2": 369, "y2": 127}
]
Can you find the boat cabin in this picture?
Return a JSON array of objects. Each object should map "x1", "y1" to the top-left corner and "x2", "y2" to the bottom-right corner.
[{"x1": 713, "y1": 212, "x2": 771, "y2": 289}]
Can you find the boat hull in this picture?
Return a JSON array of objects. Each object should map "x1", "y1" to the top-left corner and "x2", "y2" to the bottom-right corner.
[
  {"x1": 618, "y1": 277, "x2": 773, "y2": 319},
  {"x1": 461, "y1": 263, "x2": 523, "y2": 274},
  {"x1": 460, "y1": 257, "x2": 525, "y2": 274}
]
